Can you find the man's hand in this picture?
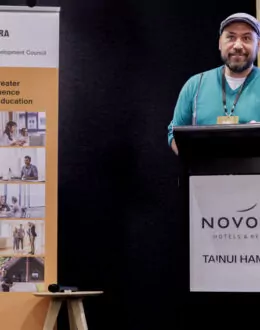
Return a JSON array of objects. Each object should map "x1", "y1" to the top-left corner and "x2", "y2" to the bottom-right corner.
[{"x1": 171, "y1": 139, "x2": 179, "y2": 156}]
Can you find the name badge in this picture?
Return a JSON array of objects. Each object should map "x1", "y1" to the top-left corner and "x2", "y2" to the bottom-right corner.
[{"x1": 217, "y1": 116, "x2": 239, "y2": 124}]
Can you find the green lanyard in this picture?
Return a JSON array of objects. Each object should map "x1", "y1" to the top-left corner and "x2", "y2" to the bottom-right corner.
[{"x1": 221, "y1": 66, "x2": 254, "y2": 116}]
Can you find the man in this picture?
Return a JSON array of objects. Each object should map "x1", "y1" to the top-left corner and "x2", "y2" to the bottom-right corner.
[
  {"x1": 17, "y1": 224, "x2": 25, "y2": 251},
  {"x1": 21, "y1": 155, "x2": 38, "y2": 180},
  {"x1": 27, "y1": 222, "x2": 37, "y2": 255},
  {"x1": 0, "y1": 195, "x2": 10, "y2": 212},
  {"x1": 11, "y1": 197, "x2": 22, "y2": 218},
  {"x1": 168, "y1": 13, "x2": 260, "y2": 155}
]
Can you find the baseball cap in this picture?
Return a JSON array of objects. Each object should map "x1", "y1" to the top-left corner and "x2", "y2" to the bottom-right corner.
[{"x1": 219, "y1": 13, "x2": 260, "y2": 37}]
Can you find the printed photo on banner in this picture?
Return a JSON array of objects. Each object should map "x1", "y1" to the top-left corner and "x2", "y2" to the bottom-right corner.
[
  {"x1": 0, "y1": 111, "x2": 46, "y2": 147},
  {"x1": 0, "y1": 184, "x2": 45, "y2": 219},
  {"x1": 0, "y1": 147, "x2": 45, "y2": 182},
  {"x1": 0, "y1": 256, "x2": 44, "y2": 292},
  {"x1": 0, "y1": 220, "x2": 44, "y2": 256}
]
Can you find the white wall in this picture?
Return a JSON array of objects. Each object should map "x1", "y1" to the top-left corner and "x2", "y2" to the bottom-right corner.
[
  {"x1": 0, "y1": 222, "x2": 10, "y2": 237},
  {"x1": 5, "y1": 184, "x2": 20, "y2": 205},
  {"x1": 0, "y1": 185, "x2": 5, "y2": 196},
  {"x1": 26, "y1": 184, "x2": 45, "y2": 207},
  {"x1": 0, "y1": 148, "x2": 21, "y2": 177}
]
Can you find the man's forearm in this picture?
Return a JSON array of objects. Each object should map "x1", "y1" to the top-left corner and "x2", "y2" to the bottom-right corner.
[
  {"x1": 171, "y1": 139, "x2": 179, "y2": 156},
  {"x1": 24, "y1": 176, "x2": 38, "y2": 180}
]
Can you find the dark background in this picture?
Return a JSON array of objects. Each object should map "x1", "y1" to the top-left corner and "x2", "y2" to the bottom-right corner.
[{"x1": 1, "y1": 0, "x2": 259, "y2": 329}]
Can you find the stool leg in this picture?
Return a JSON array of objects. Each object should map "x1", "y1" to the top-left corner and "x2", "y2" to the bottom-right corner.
[
  {"x1": 70, "y1": 299, "x2": 88, "y2": 330},
  {"x1": 43, "y1": 299, "x2": 62, "y2": 330},
  {"x1": 67, "y1": 300, "x2": 77, "y2": 330}
]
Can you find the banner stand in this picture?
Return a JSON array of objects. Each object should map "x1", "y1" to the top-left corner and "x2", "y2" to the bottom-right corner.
[{"x1": 0, "y1": 6, "x2": 59, "y2": 329}]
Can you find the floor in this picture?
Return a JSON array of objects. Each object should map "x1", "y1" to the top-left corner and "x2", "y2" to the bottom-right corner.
[{"x1": 0, "y1": 244, "x2": 45, "y2": 256}]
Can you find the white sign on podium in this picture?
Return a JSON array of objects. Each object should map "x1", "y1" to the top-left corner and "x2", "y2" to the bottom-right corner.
[{"x1": 190, "y1": 175, "x2": 260, "y2": 292}]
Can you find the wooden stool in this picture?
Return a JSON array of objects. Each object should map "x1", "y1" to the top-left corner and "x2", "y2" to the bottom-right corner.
[{"x1": 34, "y1": 291, "x2": 103, "y2": 330}]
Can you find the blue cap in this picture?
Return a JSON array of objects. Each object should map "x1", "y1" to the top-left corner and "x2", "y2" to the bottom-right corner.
[{"x1": 220, "y1": 13, "x2": 260, "y2": 37}]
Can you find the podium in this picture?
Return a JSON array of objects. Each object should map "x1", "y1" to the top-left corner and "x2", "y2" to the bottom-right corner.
[
  {"x1": 173, "y1": 123, "x2": 260, "y2": 297},
  {"x1": 174, "y1": 122, "x2": 260, "y2": 159}
]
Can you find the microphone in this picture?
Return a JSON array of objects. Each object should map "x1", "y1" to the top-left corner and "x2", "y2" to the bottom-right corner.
[
  {"x1": 48, "y1": 284, "x2": 79, "y2": 293},
  {"x1": 27, "y1": 0, "x2": 37, "y2": 7}
]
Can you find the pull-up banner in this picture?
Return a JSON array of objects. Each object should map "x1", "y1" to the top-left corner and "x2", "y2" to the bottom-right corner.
[{"x1": 0, "y1": 6, "x2": 59, "y2": 329}]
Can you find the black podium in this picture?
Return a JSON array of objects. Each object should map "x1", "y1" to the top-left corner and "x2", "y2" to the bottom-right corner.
[{"x1": 172, "y1": 123, "x2": 260, "y2": 327}]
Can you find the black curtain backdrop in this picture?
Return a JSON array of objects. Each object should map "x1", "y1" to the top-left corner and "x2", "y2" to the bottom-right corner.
[{"x1": 0, "y1": 0, "x2": 259, "y2": 329}]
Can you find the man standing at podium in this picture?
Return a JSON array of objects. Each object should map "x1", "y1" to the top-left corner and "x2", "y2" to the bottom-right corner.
[{"x1": 168, "y1": 13, "x2": 260, "y2": 155}]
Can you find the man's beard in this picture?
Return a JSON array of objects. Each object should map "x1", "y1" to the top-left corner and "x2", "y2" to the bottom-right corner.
[{"x1": 221, "y1": 51, "x2": 257, "y2": 73}]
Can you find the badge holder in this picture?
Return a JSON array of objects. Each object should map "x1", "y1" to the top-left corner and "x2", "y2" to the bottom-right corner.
[{"x1": 217, "y1": 116, "x2": 239, "y2": 124}]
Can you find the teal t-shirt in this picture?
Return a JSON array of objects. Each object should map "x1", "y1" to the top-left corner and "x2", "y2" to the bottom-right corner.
[{"x1": 167, "y1": 65, "x2": 260, "y2": 146}]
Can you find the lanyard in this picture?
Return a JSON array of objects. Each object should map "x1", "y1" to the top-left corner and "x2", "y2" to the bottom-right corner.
[{"x1": 221, "y1": 66, "x2": 254, "y2": 116}]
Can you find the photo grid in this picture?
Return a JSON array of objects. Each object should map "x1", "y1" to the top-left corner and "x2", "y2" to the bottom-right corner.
[{"x1": 0, "y1": 111, "x2": 46, "y2": 292}]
